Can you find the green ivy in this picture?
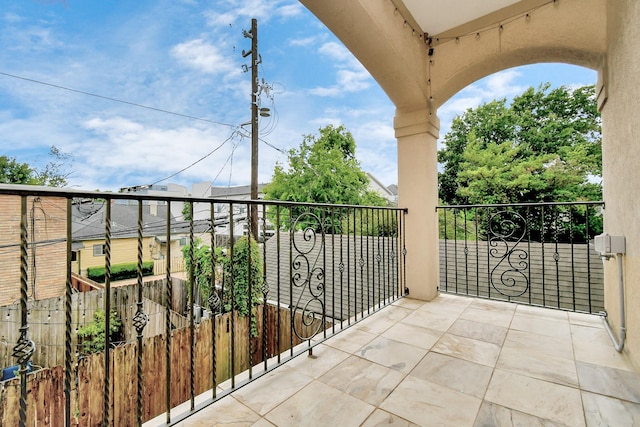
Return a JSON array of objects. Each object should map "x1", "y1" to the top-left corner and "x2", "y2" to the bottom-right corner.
[
  {"x1": 223, "y1": 236, "x2": 264, "y2": 337},
  {"x1": 182, "y1": 236, "x2": 264, "y2": 337}
]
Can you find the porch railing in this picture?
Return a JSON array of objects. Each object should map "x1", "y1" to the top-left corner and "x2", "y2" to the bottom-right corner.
[
  {"x1": 437, "y1": 201, "x2": 605, "y2": 314},
  {"x1": 0, "y1": 184, "x2": 407, "y2": 427}
]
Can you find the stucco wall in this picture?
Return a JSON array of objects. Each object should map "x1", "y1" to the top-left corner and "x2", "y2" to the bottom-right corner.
[{"x1": 601, "y1": 0, "x2": 640, "y2": 371}]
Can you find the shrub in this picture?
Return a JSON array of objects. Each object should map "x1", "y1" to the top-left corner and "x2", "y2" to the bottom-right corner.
[
  {"x1": 77, "y1": 309, "x2": 122, "y2": 354},
  {"x1": 87, "y1": 261, "x2": 153, "y2": 283}
]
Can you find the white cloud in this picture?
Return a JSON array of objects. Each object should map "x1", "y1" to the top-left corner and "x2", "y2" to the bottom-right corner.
[
  {"x1": 318, "y1": 42, "x2": 352, "y2": 62},
  {"x1": 3, "y1": 12, "x2": 23, "y2": 23},
  {"x1": 277, "y1": 3, "x2": 303, "y2": 18},
  {"x1": 203, "y1": 0, "x2": 302, "y2": 27},
  {"x1": 170, "y1": 39, "x2": 236, "y2": 75},
  {"x1": 336, "y1": 69, "x2": 371, "y2": 92},
  {"x1": 289, "y1": 36, "x2": 317, "y2": 47},
  {"x1": 438, "y1": 96, "x2": 483, "y2": 119},
  {"x1": 70, "y1": 116, "x2": 248, "y2": 190},
  {"x1": 308, "y1": 42, "x2": 372, "y2": 97},
  {"x1": 203, "y1": 11, "x2": 237, "y2": 27},
  {"x1": 485, "y1": 69, "x2": 525, "y2": 98}
]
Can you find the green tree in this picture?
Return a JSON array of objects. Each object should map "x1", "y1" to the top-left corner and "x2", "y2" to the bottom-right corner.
[
  {"x1": 0, "y1": 156, "x2": 37, "y2": 184},
  {"x1": 438, "y1": 84, "x2": 601, "y2": 205},
  {"x1": 263, "y1": 124, "x2": 387, "y2": 206},
  {"x1": 0, "y1": 145, "x2": 73, "y2": 187}
]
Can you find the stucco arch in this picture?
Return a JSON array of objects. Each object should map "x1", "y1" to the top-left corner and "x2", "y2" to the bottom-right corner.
[{"x1": 430, "y1": 0, "x2": 607, "y2": 110}]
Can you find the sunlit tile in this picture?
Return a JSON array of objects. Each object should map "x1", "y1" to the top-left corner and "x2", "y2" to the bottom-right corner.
[
  {"x1": 265, "y1": 380, "x2": 374, "y2": 427},
  {"x1": 285, "y1": 343, "x2": 350, "y2": 379},
  {"x1": 474, "y1": 401, "x2": 563, "y2": 427},
  {"x1": 577, "y1": 362, "x2": 640, "y2": 403},
  {"x1": 503, "y1": 328, "x2": 574, "y2": 361},
  {"x1": 171, "y1": 395, "x2": 260, "y2": 426},
  {"x1": 448, "y1": 317, "x2": 508, "y2": 346},
  {"x1": 497, "y1": 345, "x2": 578, "y2": 387},
  {"x1": 582, "y1": 391, "x2": 640, "y2": 426},
  {"x1": 361, "y1": 409, "x2": 420, "y2": 427},
  {"x1": 356, "y1": 336, "x2": 428, "y2": 373},
  {"x1": 381, "y1": 321, "x2": 444, "y2": 349},
  {"x1": 380, "y1": 375, "x2": 481, "y2": 426},
  {"x1": 571, "y1": 324, "x2": 634, "y2": 371},
  {"x1": 410, "y1": 352, "x2": 493, "y2": 398},
  {"x1": 318, "y1": 355, "x2": 404, "y2": 405},
  {"x1": 231, "y1": 365, "x2": 313, "y2": 415},
  {"x1": 460, "y1": 306, "x2": 515, "y2": 328},
  {"x1": 510, "y1": 312, "x2": 572, "y2": 340},
  {"x1": 485, "y1": 369, "x2": 585, "y2": 427},
  {"x1": 432, "y1": 333, "x2": 501, "y2": 367}
]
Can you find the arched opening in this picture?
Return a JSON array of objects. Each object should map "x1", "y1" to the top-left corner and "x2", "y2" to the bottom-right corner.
[
  {"x1": 435, "y1": 63, "x2": 604, "y2": 312},
  {"x1": 437, "y1": 63, "x2": 599, "y2": 204}
]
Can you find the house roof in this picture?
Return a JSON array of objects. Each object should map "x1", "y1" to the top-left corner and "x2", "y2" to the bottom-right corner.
[
  {"x1": 210, "y1": 184, "x2": 268, "y2": 199},
  {"x1": 72, "y1": 201, "x2": 208, "y2": 240}
]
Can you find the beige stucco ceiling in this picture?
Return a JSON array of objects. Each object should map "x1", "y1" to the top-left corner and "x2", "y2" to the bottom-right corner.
[{"x1": 395, "y1": 0, "x2": 551, "y2": 37}]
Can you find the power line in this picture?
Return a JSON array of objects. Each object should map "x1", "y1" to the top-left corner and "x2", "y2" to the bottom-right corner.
[
  {"x1": 0, "y1": 71, "x2": 236, "y2": 128},
  {"x1": 149, "y1": 131, "x2": 237, "y2": 186}
]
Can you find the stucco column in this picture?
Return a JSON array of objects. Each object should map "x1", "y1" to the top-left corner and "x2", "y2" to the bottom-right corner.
[{"x1": 395, "y1": 107, "x2": 440, "y2": 301}]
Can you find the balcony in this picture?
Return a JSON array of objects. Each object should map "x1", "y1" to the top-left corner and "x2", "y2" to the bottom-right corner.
[
  {"x1": 1, "y1": 184, "x2": 638, "y2": 426},
  {"x1": 157, "y1": 294, "x2": 640, "y2": 426}
]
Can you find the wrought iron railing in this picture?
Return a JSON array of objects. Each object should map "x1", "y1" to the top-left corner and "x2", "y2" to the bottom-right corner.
[
  {"x1": 437, "y1": 201, "x2": 605, "y2": 313},
  {"x1": 0, "y1": 184, "x2": 406, "y2": 426}
]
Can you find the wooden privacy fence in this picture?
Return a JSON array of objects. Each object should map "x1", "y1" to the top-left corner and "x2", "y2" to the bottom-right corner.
[
  {"x1": 153, "y1": 257, "x2": 186, "y2": 275},
  {"x1": 0, "y1": 279, "x2": 188, "y2": 369},
  {"x1": 439, "y1": 240, "x2": 604, "y2": 313},
  {"x1": 0, "y1": 303, "x2": 329, "y2": 426}
]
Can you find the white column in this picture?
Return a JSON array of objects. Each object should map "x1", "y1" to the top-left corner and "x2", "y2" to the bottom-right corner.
[{"x1": 395, "y1": 107, "x2": 440, "y2": 301}]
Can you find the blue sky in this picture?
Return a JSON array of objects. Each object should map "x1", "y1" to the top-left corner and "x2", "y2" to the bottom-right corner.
[{"x1": 0, "y1": 0, "x2": 597, "y2": 192}]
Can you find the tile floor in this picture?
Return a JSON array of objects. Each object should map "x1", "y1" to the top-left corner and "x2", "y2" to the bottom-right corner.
[{"x1": 156, "y1": 293, "x2": 640, "y2": 426}]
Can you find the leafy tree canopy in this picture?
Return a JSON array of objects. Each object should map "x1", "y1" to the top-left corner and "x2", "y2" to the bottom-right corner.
[
  {"x1": 438, "y1": 84, "x2": 602, "y2": 205},
  {"x1": 0, "y1": 146, "x2": 73, "y2": 187},
  {"x1": 263, "y1": 125, "x2": 387, "y2": 206}
]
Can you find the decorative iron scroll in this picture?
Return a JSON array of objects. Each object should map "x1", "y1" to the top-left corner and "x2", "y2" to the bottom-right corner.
[
  {"x1": 12, "y1": 327, "x2": 35, "y2": 366},
  {"x1": 291, "y1": 211, "x2": 325, "y2": 341},
  {"x1": 488, "y1": 210, "x2": 529, "y2": 297},
  {"x1": 208, "y1": 291, "x2": 222, "y2": 315},
  {"x1": 133, "y1": 304, "x2": 149, "y2": 336}
]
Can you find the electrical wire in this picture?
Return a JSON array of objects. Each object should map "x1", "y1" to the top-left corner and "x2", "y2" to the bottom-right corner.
[
  {"x1": 0, "y1": 71, "x2": 236, "y2": 128},
  {"x1": 148, "y1": 131, "x2": 237, "y2": 186}
]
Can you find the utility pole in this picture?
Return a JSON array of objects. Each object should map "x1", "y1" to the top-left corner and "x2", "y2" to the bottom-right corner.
[{"x1": 243, "y1": 18, "x2": 259, "y2": 241}]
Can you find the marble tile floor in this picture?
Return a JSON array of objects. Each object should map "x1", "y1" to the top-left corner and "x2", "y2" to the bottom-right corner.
[{"x1": 151, "y1": 293, "x2": 640, "y2": 426}]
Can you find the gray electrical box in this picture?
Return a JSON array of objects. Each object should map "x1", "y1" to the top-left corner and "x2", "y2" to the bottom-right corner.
[{"x1": 594, "y1": 233, "x2": 626, "y2": 255}]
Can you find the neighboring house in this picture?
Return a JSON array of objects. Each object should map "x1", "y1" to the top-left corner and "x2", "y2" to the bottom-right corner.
[
  {"x1": 0, "y1": 191, "x2": 68, "y2": 306},
  {"x1": 366, "y1": 172, "x2": 397, "y2": 205},
  {"x1": 387, "y1": 184, "x2": 398, "y2": 205},
  {"x1": 119, "y1": 183, "x2": 190, "y2": 220},
  {"x1": 208, "y1": 183, "x2": 268, "y2": 215},
  {"x1": 71, "y1": 201, "x2": 208, "y2": 275}
]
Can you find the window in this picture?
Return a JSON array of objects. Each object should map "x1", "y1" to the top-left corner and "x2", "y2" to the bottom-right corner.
[{"x1": 93, "y1": 244, "x2": 106, "y2": 256}]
